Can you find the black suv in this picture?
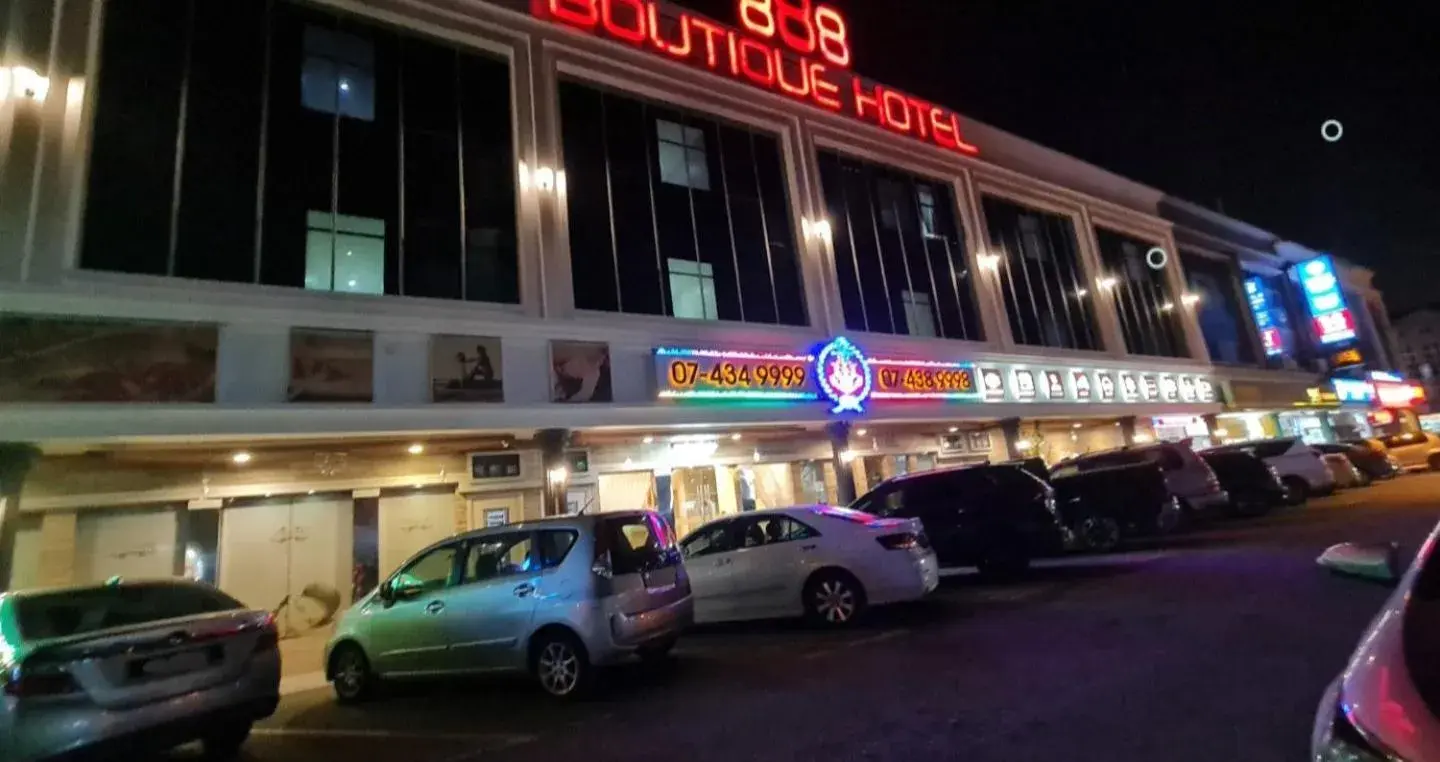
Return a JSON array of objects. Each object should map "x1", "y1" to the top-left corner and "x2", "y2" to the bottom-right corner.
[{"x1": 852, "y1": 465, "x2": 1065, "y2": 575}]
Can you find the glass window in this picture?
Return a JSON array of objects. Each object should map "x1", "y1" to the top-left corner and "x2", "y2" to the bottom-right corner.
[
  {"x1": 667, "y1": 258, "x2": 719, "y2": 320},
  {"x1": 1095, "y1": 228, "x2": 1189, "y2": 358},
  {"x1": 538, "y1": 530, "x2": 579, "y2": 569},
  {"x1": 462, "y1": 533, "x2": 535, "y2": 583},
  {"x1": 15, "y1": 583, "x2": 243, "y2": 641},
  {"x1": 301, "y1": 26, "x2": 375, "y2": 120},
  {"x1": 981, "y1": 196, "x2": 1099, "y2": 351},
  {"x1": 1182, "y1": 251, "x2": 1255, "y2": 365},
  {"x1": 737, "y1": 515, "x2": 816, "y2": 546},
  {"x1": 682, "y1": 521, "x2": 734, "y2": 559},
  {"x1": 304, "y1": 212, "x2": 385, "y2": 294},
  {"x1": 600, "y1": 514, "x2": 673, "y2": 574},
  {"x1": 394, "y1": 545, "x2": 459, "y2": 592},
  {"x1": 560, "y1": 82, "x2": 804, "y2": 326},
  {"x1": 819, "y1": 151, "x2": 982, "y2": 341}
]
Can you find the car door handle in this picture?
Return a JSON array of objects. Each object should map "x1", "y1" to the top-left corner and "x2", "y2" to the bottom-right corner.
[
  {"x1": 425, "y1": 600, "x2": 445, "y2": 615},
  {"x1": 513, "y1": 583, "x2": 535, "y2": 598}
]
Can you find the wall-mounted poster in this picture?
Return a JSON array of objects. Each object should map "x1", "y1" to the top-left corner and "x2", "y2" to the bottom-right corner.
[
  {"x1": 430, "y1": 335, "x2": 503, "y2": 403},
  {"x1": 0, "y1": 315, "x2": 217, "y2": 403},
  {"x1": 289, "y1": 329, "x2": 373, "y2": 403},
  {"x1": 551, "y1": 340, "x2": 613, "y2": 403}
]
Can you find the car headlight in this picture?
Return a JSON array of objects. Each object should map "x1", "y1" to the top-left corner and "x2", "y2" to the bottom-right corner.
[{"x1": 1313, "y1": 695, "x2": 1400, "y2": 762}]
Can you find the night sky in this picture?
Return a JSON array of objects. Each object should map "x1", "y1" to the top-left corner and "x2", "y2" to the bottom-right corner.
[{"x1": 673, "y1": 0, "x2": 1440, "y2": 314}]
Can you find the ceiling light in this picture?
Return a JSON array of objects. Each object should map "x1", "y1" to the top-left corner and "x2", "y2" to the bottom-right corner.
[
  {"x1": 643, "y1": 435, "x2": 655, "y2": 444},
  {"x1": 839, "y1": 449, "x2": 857, "y2": 464},
  {"x1": 407, "y1": 443, "x2": 425, "y2": 455},
  {"x1": 730, "y1": 433, "x2": 742, "y2": 441},
  {"x1": 856, "y1": 428, "x2": 868, "y2": 437},
  {"x1": 231, "y1": 451, "x2": 252, "y2": 465},
  {"x1": 1072, "y1": 423, "x2": 1083, "y2": 429},
  {"x1": 948, "y1": 426, "x2": 959, "y2": 433}
]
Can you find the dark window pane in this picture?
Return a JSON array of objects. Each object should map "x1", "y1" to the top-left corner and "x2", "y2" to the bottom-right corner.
[
  {"x1": 1096, "y1": 228, "x2": 1188, "y2": 357},
  {"x1": 81, "y1": 0, "x2": 187, "y2": 276},
  {"x1": 559, "y1": 80, "x2": 618, "y2": 312},
  {"x1": 605, "y1": 94, "x2": 666, "y2": 316},
  {"x1": 754, "y1": 134, "x2": 806, "y2": 326},
  {"x1": 720, "y1": 126, "x2": 777, "y2": 324},
  {"x1": 400, "y1": 39, "x2": 461, "y2": 300},
  {"x1": 1182, "y1": 250, "x2": 1255, "y2": 364},
  {"x1": 458, "y1": 51, "x2": 518, "y2": 304},
  {"x1": 982, "y1": 197, "x2": 1098, "y2": 351}
]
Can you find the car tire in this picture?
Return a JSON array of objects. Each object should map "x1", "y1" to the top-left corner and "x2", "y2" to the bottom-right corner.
[
  {"x1": 803, "y1": 569, "x2": 867, "y2": 627},
  {"x1": 329, "y1": 643, "x2": 375, "y2": 705},
  {"x1": 530, "y1": 630, "x2": 592, "y2": 699},
  {"x1": 1077, "y1": 515, "x2": 1121, "y2": 553},
  {"x1": 201, "y1": 721, "x2": 252, "y2": 759},
  {"x1": 1281, "y1": 476, "x2": 1310, "y2": 506}
]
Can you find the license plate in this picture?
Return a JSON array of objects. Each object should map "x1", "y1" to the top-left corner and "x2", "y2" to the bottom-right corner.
[{"x1": 129, "y1": 648, "x2": 216, "y2": 679}]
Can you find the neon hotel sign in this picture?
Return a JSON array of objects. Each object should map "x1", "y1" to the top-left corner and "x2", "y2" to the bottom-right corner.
[{"x1": 535, "y1": 0, "x2": 980, "y2": 156}]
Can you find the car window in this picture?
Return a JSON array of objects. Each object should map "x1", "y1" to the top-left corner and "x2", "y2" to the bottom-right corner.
[
  {"x1": 736, "y1": 516, "x2": 816, "y2": 547},
  {"x1": 15, "y1": 583, "x2": 243, "y2": 641},
  {"x1": 1382, "y1": 432, "x2": 1426, "y2": 449},
  {"x1": 462, "y1": 533, "x2": 535, "y2": 584},
  {"x1": 1079, "y1": 451, "x2": 1145, "y2": 470},
  {"x1": 991, "y1": 465, "x2": 1046, "y2": 495},
  {"x1": 395, "y1": 544, "x2": 461, "y2": 592},
  {"x1": 851, "y1": 485, "x2": 890, "y2": 515},
  {"x1": 601, "y1": 514, "x2": 674, "y2": 574},
  {"x1": 682, "y1": 521, "x2": 735, "y2": 559},
  {"x1": 1248, "y1": 440, "x2": 1296, "y2": 458},
  {"x1": 1143, "y1": 447, "x2": 1186, "y2": 471},
  {"x1": 538, "y1": 530, "x2": 579, "y2": 570}
]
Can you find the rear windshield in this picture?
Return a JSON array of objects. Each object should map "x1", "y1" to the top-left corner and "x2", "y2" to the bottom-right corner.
[
  {"x1": 1246, "y1": 440, "x2": 1297, "y2": 458},
  {"x1": 16, "y1": 583, "x2": 244, "y2": 641},
  {"x1": 600, "y1": 514, "x2": 678, "y2": 575}
]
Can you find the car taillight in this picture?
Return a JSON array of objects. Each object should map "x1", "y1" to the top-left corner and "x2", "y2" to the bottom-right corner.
[
  {"x1": 877, "y1": 533, "x2": 920, "y2": 551},
  {"x1": 2, "y1": 668, "x2": 80, "y2": 698}
]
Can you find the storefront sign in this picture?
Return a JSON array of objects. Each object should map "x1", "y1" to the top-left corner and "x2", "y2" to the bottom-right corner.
[
  {"x1": 536, "y1": 0, "x2": 979, "y2": 156},
  {"x1": 1331, "y1": 347, "x2": 1364, "y2": 369},
  {"x1": 1243, "y1": 277, "x2": 1285, "y2": 357},
  {"x1": 1375, "y1": 381, "x2": 1426, "y2": 409},
  {"x1": 654, "y1": 338, "x2": 1218, "y2": 411},
  {"x1": 1297, "y1": 255, "x2": 1357, "y2": 345},
  {"x1": 1333, "y1": 378, "x2": 1375, "y2": 404},
  {"x1": 471, "y1": 452, "x2": 523, "y2": 480},
  {"x1": 1304, "y1": 387, "x2": 1341, "y2": 406}
]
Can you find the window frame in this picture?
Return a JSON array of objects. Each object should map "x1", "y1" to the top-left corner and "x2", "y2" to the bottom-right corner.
[{"x1": 681, "y1": 520, "x2": 737, "y2": 560}]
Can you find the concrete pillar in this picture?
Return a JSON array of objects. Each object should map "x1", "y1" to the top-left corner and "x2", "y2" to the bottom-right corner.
[
  {"x1": 537, "y1": 429, "x2": 570, "y2": 517},
  {"x1": 1119, "y1": 416, "x2": 1139, "y2": 447},
  {"x1": 826, "y1": 421, "x2": 857, "y2": 505},
  {"x1": 1000, "y1": 418, "x2": 1024, "y2": 460},
  {"x1": 0, "y1": 443, "x2": 41, "y2": 591}
]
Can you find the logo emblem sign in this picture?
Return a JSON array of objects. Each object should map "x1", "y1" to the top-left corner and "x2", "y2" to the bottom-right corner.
[
  {"x1": 1012, "y1": 370, "x2": 1037, "y2": 400},
  {"x1": 1096, "y1": 372, "x2": 1116, "y2": 401},
  {"x1": 1119, "y1": 373, "x2": 1139, "y2": 401},
  {"x1": 815, "y1": 337, "x2": 873, "y2": 414},
  {"x1": 1159, "y1": 375, "x2": 1179, "y2": 402},
  {"x1": 980, "y1": 368, "x2": 1006, "y2": 401},
  {"x1": 1196, "y1": 378, "x2": 1216, "y2": 403},
  {"x1": 1071, "y1": 370, "x2": 1093, "y2": 401},
  {"x1": 1043, "y1": 371, "x2": 1066, "y2": 399},
  {"x1": 1178, "y1": 376, "x2": 1197, "y2": 402},
  {"x1": 1139, "y1": 375, "x2": 1160, "y2": 401}
]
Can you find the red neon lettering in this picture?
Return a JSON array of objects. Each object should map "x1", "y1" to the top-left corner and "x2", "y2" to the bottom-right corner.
[
  {"x1": 930, "y1": 107, "x2": 958, "y2": 150},
  {"x1": 776, "y1": 0, "x2": 816, "y2": 55},
  {"x1": 738, "y1": 37, "x2": 776, "y2": 87},
  {"x1": 905, "y1": 96, "x2": 931, "y2": 138},
  {"x1": 814, "y1": 6, "x2": 850, "y2": 67},
  {"x1": 601, "y1": 0, "x2": 647, "y2": 43},
  {"x1": 949, "y1": 112, "x2": 979, "y2": 154},
  {"x1": 547, "y1": 0, "x2": 598, "y2": 27},
  {"x1": 651, "y1": 8, "x2": 693, "y2": 57},
  {"x1": 689, "y1": 18, "x2": 726, "y2": 69},
  {"x1": 810, "y1": 62, "x2": 841, "y2": 110},
  {"x1": 775, "y1": 51, "x2": 810, "y2": 97},
  {"x1": 881, "y1": 89, "x2": 912, "y2": 133},
  {"x1": 739, "y1": 0, "x2": 776, "y2": 38},
  {"x1": 852, "y1": 77, "x2": 881, "y2": 122},
  {"x1": 727, "y1": 29, "x2": 742, "y2": 76}
]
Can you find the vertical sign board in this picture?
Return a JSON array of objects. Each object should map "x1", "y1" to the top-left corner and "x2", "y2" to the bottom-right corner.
[
  {"x1": 1244, "y1": 277, "x2": 1285, "y2": 357},
  {"x1": 1297, "y1": 255, "x2": 1357, "y2": 345}
]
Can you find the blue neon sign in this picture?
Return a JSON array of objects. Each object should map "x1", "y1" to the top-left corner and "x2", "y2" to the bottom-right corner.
[
  {"x1": 1244, "y1": 277, "x2": 1284, "y2": 357},
  {"x1": 815, "y1": 337, "x2": 873, "y2": 414},
  {"x1": 1297, "y1": 255, "x2": 1356, "y2": 345}
]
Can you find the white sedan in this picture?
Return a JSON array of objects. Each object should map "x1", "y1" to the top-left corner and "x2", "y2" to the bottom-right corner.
[{"x1": 678, "y1": 506, "x2": 939, "y2": 626}]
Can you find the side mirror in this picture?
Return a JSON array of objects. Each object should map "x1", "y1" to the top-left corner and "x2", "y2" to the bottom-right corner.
[{"x1": 1317, "y1": 542, "x2": 1402, "y2": 585}]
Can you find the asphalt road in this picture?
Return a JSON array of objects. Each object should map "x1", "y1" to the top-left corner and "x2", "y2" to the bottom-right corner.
[{"x1": 170, "y1": 473, "x2": 1440, "y2": 762}]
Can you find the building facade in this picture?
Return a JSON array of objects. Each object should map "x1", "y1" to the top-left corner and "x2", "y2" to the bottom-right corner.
[{"x1": 0, "y1": 0, "x2": 1411, "y2": 634}]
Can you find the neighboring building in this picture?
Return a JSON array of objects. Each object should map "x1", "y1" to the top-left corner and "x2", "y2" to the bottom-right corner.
[
  {"x1": 0, "y1": 0, "x2": 1411, "y2": 626},
  {"x1": 1392, "y1": 307, "x2": 1440, "y2": 401}
]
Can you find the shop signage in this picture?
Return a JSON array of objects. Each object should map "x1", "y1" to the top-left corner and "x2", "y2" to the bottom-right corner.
[
  {"x1": 1333, "y1": 378, "x2": 1375, "y2": 404},
  {"x1": 1297, "y1": 255, "x2": 1357, "y2": 345},
  {"x1": 471, "y1": 452, "x2": 523, "y2": 480},
  {"x1": 939, "y1": 430, "x2": 993, "y2": 456},
  {"x1": 1375, "y1": 381, "x2": 1426, "y2": 409},
  {"x1": 1304, "y1": 387, "x2": 1341, "y2": 406},
  {"x1": 1331, "y1": 347, "x2": 1364, "y2": 369},
  {"x1": 536, "y1": 0, "x2": 979, "y2": 156},
  {"x1": 1243, "y1": 277, "x2": 1286, "y2": 357},
  {"x1": 654, "y1": 338, "x2": 1218, "y2": 411}
]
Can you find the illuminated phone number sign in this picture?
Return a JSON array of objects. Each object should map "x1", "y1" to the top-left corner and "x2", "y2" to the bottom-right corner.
[
  {"x1": 537, "y1": 0, "x2": 980, "y2": 157},
  {"x1": 654, "y1": 339, "x2": 1219, "y2": 411}
]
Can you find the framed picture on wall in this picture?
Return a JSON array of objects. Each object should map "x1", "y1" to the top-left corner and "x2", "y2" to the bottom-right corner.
[
  {"x1": 289, "y1": 328, "x2": 373, "y2": 402},
  {"x1": 0, "y1": 315, "x2": 217, "y2": 403},
  {"x1": 430, "y1": 335, "x2": 504, "y2": 403},
  {"x1": 550, "y1": 340, "x2": 613, "y2": 403}
]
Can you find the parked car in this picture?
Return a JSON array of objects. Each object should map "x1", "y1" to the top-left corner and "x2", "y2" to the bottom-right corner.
[
  {"x1": 679, "y1": 506, "x2": 938, "y2": 626},
  {"x1": 1199, "y1": 450, "x2": 1287, "y2": 517},
  {"x1": 1310, "y1": 522, "x2": 1440, "y2": 761},
  {"x1": 851, "y1": 465, "x2": 1065, "y2": 576},
  {"x1": 1050, "y1": 442, "x2": 1229, "y2": 522},
  {"x1": 0, "y1": 579, "x2": 280, "y2": 762},
  {"x1": 1374, "y1": 430, "x2": 1440, "y2": 472},
  {"x1": 1316, "y1": 441, "x2": 1400, "y2": 482},
  {"x1": 325, "y1": 511, "x2": 693, "y2": 701},
  {"x1": 1320, "y1": 452, "x2": 1367, "y2": 488},
  {"x1": 1042, "y1": 461, "x2": 1180, "y2": 551},
  {"x1": 1206, "y1": 437, "x2": 1335, "y2": 505}
]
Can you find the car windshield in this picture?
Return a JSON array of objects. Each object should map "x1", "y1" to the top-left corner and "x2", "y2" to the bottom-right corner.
[{"x1": 14, "y1": 583, "x2": 244, "y2": 641}]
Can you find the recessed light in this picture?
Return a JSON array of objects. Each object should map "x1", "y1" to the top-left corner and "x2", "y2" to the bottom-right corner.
[
  {"x1": 231, "y1": 451, "x2": 252, "y2": 465},
  {"x1": 407, "y1": 443, "x2": 425, "y2": 455},
  {"x1": 948, "y1": 426, "x2": 959, "y2": 434},
  {"x1": 730, "y1": 433, "x2": 742, "y2": 441},
  {"x1": 856, "y1": 428, "x2": 868, "y2": 437},
  {"x1": 642, "y1": 436, "x2": 655, "y2": 444}
]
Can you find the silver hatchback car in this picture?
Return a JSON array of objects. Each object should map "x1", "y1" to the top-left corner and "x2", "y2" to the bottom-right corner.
[
  {"x1": 325, "y1": 510, "x2": 693, "y2": 700},
  {"x1": 0, "y1": 579, "x2": 281, "y2": 762}
]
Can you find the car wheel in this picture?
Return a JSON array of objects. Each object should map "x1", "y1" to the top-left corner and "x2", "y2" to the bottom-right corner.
[
  {"x1": 804, "y1": 570, "x2": 866, "y2": 626},
  {"x1": 1078, "y1": 516, "x2": 1121, "y2": 553},
  {"x1": 329, "y1": 643, "x2": 374, "y2": 705},
  {"x1": 1281, "y1": 476, "x2": 1309, "y2": 506},
  {"x1": 201, "y1": 721, "x2": 252, "y2": 759},
  {"x1": 636, "y1": 636, "x2": 676, "y2": 663},
  {"x1": 531, "y1": 631, "x2": 591, "y2": 699}
]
